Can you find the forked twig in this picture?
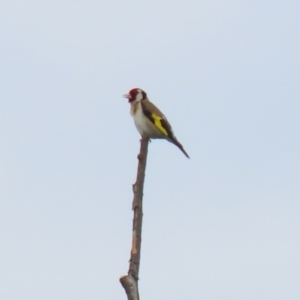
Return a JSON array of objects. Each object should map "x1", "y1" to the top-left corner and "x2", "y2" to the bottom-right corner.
[{"x1": 120, "y1": 137, "x2": 149, "y2": 300}]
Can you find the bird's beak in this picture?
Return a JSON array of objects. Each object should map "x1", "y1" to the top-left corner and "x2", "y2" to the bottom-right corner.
[{"x1": 123, "y1": 93, "x2": 131, "y2": 99}]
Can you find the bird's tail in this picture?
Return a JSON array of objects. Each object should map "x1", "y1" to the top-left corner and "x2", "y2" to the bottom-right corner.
[{"x1": 170, "y1": 137, "x2": 190, "y2": 159}]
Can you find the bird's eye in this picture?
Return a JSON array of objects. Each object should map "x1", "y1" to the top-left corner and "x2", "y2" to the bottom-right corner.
[{"x1": 131, "y1": 89, "x2": 138, "y2": 98}]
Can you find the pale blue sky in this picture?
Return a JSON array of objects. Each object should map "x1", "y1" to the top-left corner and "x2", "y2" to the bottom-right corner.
[{"x1": 0, "y1": 1, "x2": 300, "y2": 299}]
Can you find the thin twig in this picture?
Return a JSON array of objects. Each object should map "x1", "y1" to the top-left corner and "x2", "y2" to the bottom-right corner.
[{"x1": 120, "y1": 137, "x2": 149, "y2": 300}]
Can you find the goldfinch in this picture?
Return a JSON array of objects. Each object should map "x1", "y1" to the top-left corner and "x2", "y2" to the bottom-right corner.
[{"x1": 123, "y1": 88, "x2": 190, "y2": 159}]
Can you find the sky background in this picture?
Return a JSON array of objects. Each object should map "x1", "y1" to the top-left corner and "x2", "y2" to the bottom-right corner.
[{"x1": 0, "y1": 1, "x2": 300, "y2": 299}]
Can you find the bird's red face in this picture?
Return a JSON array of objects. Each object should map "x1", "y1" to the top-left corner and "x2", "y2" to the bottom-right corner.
[{"x1": 123, "y1": 88, "x2": 147, "y2": 103}]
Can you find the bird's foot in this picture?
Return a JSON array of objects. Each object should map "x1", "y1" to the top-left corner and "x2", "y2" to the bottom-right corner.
[{"x1": 139, "y1": 137, "x2": 151, "y2": 143}]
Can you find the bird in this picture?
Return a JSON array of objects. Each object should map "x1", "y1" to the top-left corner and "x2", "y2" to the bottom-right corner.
[{"x1": 123, "y1": 88, "x2": 190, "y2": 158}]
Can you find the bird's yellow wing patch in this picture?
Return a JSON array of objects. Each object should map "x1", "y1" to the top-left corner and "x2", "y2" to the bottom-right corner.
[
  {"x1": 151, "y1": 113, "x2": 168, "y2": 136},
  {"x1": 140, "y1": 100, "x2": 173, "y2": 137}
]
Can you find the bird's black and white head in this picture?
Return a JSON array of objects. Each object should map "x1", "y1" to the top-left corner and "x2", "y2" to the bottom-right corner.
[{"x1": 123, "y1": 88, "x2": 147, "y2": 104}]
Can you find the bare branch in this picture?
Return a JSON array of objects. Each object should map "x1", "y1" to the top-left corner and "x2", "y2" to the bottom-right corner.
[{"x1": 120, "y1": 137, "x2": 149, "y2": 300}]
